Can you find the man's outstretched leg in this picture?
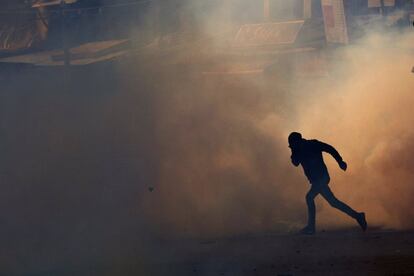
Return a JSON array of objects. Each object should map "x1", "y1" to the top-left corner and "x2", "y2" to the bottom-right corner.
[
  {"x1": 301, "y1": 186, "x2": 320, "y2": 235},
  {"x1": 320, "y1": 185, "x2": 367, "y2": 231}
]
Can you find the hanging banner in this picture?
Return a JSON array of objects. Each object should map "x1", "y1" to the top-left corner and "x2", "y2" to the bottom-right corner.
[{"x1": 321, "y1": 0, "x2": 348, "y2": 44}]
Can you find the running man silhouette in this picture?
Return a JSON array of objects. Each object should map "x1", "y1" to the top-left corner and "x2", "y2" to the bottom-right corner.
[{"x1": 288, "y1": 132, "x2": 367, "y2": 235}]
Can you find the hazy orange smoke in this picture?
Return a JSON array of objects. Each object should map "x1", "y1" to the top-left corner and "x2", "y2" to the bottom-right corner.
[
  {"x1": 141, "y1": 31, "x2": 414, "y2": 237},
  {"x1": 297, "y1": 32, "x2": 414, "y2": 229}
]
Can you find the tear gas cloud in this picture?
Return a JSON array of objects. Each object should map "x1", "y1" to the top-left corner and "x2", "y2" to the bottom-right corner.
[
  {"x1": 295, "y1": 32, "x2": 414, "y2": 229},
  {"x1": 137, "y1": 4, "x2": 414, "y2": 236},
  {"x1": 1, "y1": 1, "x2": 414, "y2": 273},
  {"x1": 142, "y1": 30, "x2": 414, "y2": 237}
]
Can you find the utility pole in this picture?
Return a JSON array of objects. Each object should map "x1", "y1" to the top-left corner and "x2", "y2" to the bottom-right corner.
[
  {"x1": 60, "y1": 0, "x2": 70, "y2": 67},
  {"x1": 380, "y1": 0, "x2": 387, "y2": 16}
]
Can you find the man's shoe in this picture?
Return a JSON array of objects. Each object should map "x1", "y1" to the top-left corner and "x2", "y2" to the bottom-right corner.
[
  {"x1": 299, "y1": 226, "x2": 315, "y2": 235},
  {"x1": 356, "y1": 212, "x2": 367, "y2": 232}
]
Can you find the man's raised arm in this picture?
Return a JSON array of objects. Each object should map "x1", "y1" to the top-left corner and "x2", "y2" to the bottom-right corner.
[{"x1": 318, "y1": 141, "x2": 347, "y2": 171}]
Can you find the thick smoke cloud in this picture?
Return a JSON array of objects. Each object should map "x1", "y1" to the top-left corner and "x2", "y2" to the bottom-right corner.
[
  {"x1": 142, "y1": 73, "x2": 305, "y2": 238},
  {"x1": 1, "y1": 2, "x2": 414, "y2": 274},
  {"x1": 295, "y1": 31, "x2": 414, "y2": 228},
  {"x1": 140, "y1": 30, "x2": 414, "y2": 236},
  {"x1": 134, "y1": 4, "x2": 414, "y2": 235}
]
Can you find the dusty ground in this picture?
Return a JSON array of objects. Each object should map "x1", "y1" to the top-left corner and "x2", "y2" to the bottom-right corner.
[
  {"x1": 50, "y1": 228, "x2": 414, "y2": 276},
  {"x1": 130, "y1": 228, "x2": 414, "y2": 276},
  {"x1": 84, "y1": 227, "x2": 402, "y2": 276}
]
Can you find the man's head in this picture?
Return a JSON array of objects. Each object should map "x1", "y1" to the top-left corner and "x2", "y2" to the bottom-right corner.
[{"x1": 288, "y1": 132, "x2": 303, "y2": 148}]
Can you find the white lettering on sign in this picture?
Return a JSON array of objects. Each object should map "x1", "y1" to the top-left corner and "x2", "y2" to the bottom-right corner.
[{"x1": 234, "y1": 21, "x2": 304, "y2": 47}]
